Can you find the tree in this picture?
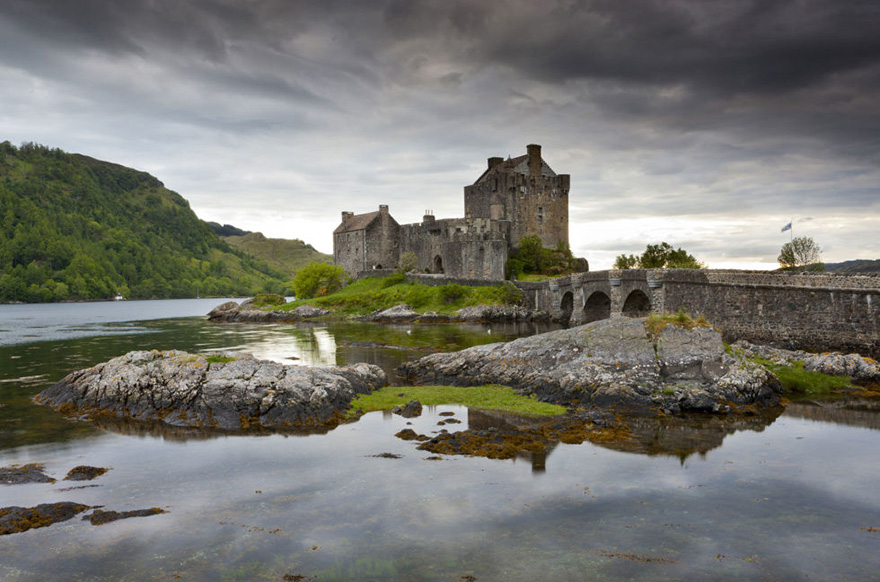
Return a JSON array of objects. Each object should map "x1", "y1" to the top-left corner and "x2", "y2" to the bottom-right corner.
[
  {"x1": 778, "y1": 237, "x2": 824, "y2": 271},
  {"x1": 614, "y1": 242, "x2": 705, "y2": 269},
  {"x1": 613, "y1": 254, "x2": 639, "y2": 269},
  {"x1": 291, "y1": 262, "x2": 348, "y2": 299}
]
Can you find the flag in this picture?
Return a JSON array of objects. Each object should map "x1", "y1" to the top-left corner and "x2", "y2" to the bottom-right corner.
[{"x1": 781, "y1": 222, "x2": 792, "y2": 233}]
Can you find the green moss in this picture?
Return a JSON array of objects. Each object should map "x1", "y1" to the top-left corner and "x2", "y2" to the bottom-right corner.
[
  {"x1": 348, "y1": 385, "x2": 567, "y2": 418},
  {"x1": 205, "y1": 354, "x2": 239, "y2": 364},
  {"x1": 752, "y1": 357, "x2": 855, "y2": 394},
  {"x1": 280, "y1": 276, "x2": 522, "y2": 317}
]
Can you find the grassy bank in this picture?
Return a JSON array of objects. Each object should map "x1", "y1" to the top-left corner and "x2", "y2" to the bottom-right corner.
[
  {"x1": 753, "y1": 358, "x2": 855, "y2": 394},
  {"x1": 348, "y1": 385, "x2": 567, "y2": 418},
  {"x1": 280, "y1": 275, "x2": 522, "y2": 316}
]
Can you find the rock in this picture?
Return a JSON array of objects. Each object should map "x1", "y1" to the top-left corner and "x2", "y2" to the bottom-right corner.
[
  {"x1": 364, "y1": 304, "x2": 420, "y2": 322},
  {"x1": 455, "y1": 305, "x2": 534, "y2": 322},
  {"x1": 84, "y1": 507, "x2": 167, "y2": 525},
  {"x1": 0, "y1": 502, "x2": 90, "y2": 535},
  {"x1": 392, "y1": 400, "x2": 423, "y2": 418},
  {"x1": 207, "y1": 301, "x2": 329, "y2": 322},
  {"x1": 64, "y1": 466, "x2": 109, "y2": 481},
  {"x1": 35, "y1": 350, "x2": 387, "y2": 431},
  {"x1": 0, "y1": 464, "x2": 55, "y2": 485},
  {"x1": 734, "y1": 341, "x2": 880, "y2": 383},
  {"x1": 399, "y1": 317, "x2": 783, "y2": 413}
]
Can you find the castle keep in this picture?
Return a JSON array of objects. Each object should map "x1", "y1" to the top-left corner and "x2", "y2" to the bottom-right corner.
[{"x1": 334, "y1": 144, "x2": 570, "y2": 280}]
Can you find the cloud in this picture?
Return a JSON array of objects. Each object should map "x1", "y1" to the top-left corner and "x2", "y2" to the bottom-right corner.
[{"x1": 0, "y1": 0, "x2": 877, "y2": 267}]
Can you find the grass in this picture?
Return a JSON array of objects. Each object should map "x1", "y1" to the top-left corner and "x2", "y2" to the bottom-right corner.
[
  {"x1": 645, "y1": 309, "x2": 714, "y2": 338},
  {"x1": 280, "y1": 276, "x2": 523, "y2": 316},
  {"x1": 348, "y1": 385, "x2": 568, "y2": 418},
  {"x1": 752, "y1": 358, "x2": 855, "y2": 394}
]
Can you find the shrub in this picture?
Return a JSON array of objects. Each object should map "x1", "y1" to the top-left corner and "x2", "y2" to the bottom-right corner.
[
  {"x1": 438, "y1": 284, "x2": 467, "y2": 304},
  {"x1": 250, "y1": 293, "x2": 286, "y2": 307},
  {"x1": 291, "y1": 262, "x2": 348, "y2": 299}
]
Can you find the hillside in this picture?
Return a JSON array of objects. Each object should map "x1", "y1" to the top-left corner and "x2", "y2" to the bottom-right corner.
[
  {"x1": 221, "y1": 232, "x2": 332, "y2": 278},
  {"x1": 824, "y1": 259, "x2": 880, "y2": 274},
  {"x1": 0, "y1": 141, "x2": 288, "y2": 302}
]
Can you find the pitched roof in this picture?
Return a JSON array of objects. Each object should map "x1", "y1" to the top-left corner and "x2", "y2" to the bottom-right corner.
[
  {"x1": 333, "y1": 210, "x2": 381, "y2": 234},
  {"x1": 472, "y1": 153, "x2": 556, "y2": 185}
]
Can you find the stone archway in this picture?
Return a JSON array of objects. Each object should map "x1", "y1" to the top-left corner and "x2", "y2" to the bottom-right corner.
[
  {"x1": 560, "y1": 291, "x2": 574, "y2": 323},
  {"x1": 622, "y1": 289, "x2": 652, "y2": 318},
  {"x1": 433, "y1": 255, "x2": 443, "y2": 274},
  {"x1": 583, "y1": 291, "x2": 611, "y2": 323}
]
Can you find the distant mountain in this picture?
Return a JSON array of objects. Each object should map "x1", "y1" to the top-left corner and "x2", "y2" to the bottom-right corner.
[
  {"x1": 0, "y1": 141, "x2": 288, "y2": 302},
  {"x1": 205, "y1": 222, "x2": 251, "y2": 237},
  {"x1": 222, "y1": 232, "x2": 332, "y2": 278},
  {"x1": 824, "y1": 259, "x2": 880, "y2": 274}
]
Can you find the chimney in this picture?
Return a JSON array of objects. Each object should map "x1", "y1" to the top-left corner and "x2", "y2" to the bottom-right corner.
[
  {"x1": 379, "y1": 204, "x2": 389, "y2": 214},
  {"x1": 527, "y1": 144, "x2": 542, "y2": 176},
  {"x1": 487, "y1": 157, "x2": 503, "y2": 170},
  {"x1": 341, "y1": 211, "x2": 354, "y2": 223}
]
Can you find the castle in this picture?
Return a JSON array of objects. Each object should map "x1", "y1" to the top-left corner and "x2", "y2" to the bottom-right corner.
[{"x1": 333, "y1": 144, "x2": 570, "y2": 279}]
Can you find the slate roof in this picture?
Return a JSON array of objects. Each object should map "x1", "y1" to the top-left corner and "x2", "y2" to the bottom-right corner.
[
  {"x1": 472, "y1": 153, "x2": 556, "y2": 185},
  {"x1": 333, "y1": 210, "x2": 381, "y2": 234}
]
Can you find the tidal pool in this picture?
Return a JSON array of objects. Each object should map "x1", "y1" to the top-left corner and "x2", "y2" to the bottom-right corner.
[{"x1": 1, "y1": 301, "x2": 879, "y2": 581}]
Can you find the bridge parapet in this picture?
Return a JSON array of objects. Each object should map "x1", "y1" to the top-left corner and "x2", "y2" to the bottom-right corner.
[{"x1": 516, "y1": 269, "x2": 880, "y2": 357}]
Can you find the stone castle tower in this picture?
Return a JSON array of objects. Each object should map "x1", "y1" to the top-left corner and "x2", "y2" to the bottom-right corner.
[
  {"x1": 464, "y1": 144, "x2": 569, "y2": 249},
  {"x1": 334, "y1": 144, "x2": 570, "y2": 279}
]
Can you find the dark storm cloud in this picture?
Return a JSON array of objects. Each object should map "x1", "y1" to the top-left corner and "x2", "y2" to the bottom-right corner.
[{"x1": 1, "y1": 0, "x2": 877, "y2": 266}]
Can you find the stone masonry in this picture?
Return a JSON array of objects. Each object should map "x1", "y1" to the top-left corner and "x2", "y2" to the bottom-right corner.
[{"x1": 333, "y1": 145, "x2": 570, "y2": 280}]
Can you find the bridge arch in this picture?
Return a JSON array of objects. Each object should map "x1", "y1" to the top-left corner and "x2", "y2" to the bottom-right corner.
[
  {"x1": 583, "y1": 291, "x2": 611, "y2": 323},
  {"x1": 560, "y1": 291, "x2": 574, "y2": 323},
  {"x1": 622, "y1": 289, "x2": 651, "y2": 318}
]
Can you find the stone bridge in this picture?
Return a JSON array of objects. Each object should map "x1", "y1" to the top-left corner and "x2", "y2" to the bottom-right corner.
[{"x1": 514, "y1": 269, "x2": 880, "y2": 358}]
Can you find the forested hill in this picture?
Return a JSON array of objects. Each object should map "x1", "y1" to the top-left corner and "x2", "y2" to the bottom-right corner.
[{"x1": 0, "y1": 141, "x2": 288, "y2": 302}]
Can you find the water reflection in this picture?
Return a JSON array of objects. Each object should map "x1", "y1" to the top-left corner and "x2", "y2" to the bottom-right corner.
[
  {"x1": 3, "y1": 304, "x2": 880, "y2": 581},
  {"x1": 784, "y1": 397, "x2": 880, "y2": 430}
]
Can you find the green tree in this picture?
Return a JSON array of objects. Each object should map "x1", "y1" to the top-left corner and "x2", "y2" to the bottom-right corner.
[
  {"x1": 778, "y1": 237, "x2": 824, "y2": 271},
  {"x1": 397, "y1": 252, "x2": 418, "y2": 273},
  {"x1": 613, "y1": 254, "x2": 639, "y2": 269},
  {"x1": 615, "y1": 242, "x2": 705, "y2": 269},
  {"x1": 292, "y1": 262, "x2": 348, "y2": 299}
]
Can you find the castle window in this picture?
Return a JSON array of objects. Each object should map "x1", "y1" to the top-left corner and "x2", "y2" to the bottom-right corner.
[{"x1": 538, "y1": 207, "x2": 544, "y2": 223}]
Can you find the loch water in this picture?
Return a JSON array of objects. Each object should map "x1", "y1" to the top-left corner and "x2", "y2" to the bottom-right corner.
[{"x1": 1, "y1": 300, "x2": 879, "y2": 581}]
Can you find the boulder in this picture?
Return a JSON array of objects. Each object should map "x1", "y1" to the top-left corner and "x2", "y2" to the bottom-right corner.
[
  {"x1": 207, "y1": 301, "x2": 329, "y2": 322},
  {"x1": 364, "y1": 304, "x2": 420, "y2": 322},
  {"x1": 36, "y1": 350, "x2": 387, "y2": 431},
  {"x1": 734, "y1": 341, "x2": 880, "y2": 383},
  {"x1": 455, "y1": 305, "x2": 535, "y2": 322},
  {"x1": 399, "y1": 317, "x2": 782, "y2": 414}
]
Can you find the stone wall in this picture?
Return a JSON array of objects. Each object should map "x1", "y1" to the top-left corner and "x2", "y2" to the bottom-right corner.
[
  {"x1": 464, "y1": 157, "x2": 570, "y2": 248},
  {"x1": 659, "y1": 270, "x2": 880, "y2": 356},
  {"x1": 521, "y1": 269, "x2": 880, "y2": 357}
]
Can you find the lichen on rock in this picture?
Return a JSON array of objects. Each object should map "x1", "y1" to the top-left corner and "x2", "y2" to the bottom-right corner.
[
  {"x1": 399, "y1": 317, "x2": 783, "y2": 414},
  {"x1": 35, "y1": 350, "x2": 387, "y2": 431}
]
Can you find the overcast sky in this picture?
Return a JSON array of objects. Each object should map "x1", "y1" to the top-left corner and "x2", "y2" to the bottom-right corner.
[{"x1": 1, "y1": 0, "x2": 878, "y2": 269}]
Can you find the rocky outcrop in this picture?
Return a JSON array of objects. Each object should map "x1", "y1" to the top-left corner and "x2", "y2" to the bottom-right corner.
[
  {"x1": 733, "y1": 341, "x2": 880, "y2": 383},
  {"x1": 1, "y1": 502, "x2": 90, "y2": 535},
  {"x1": 363, "y1": 304, "x2": 420, "y2": 322},
  {"x1": 36, "y1": 350, "x2": 387, "y2": 431},
  {"x1": 207, "y1": 301, "x2": 329, "y2": 322},
  {"x1": 399, "y1": 317, "x2": 783, "y2": 414},
  {"x1": 455, "y1": 304, "x2": 548, "y2": 322}
]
